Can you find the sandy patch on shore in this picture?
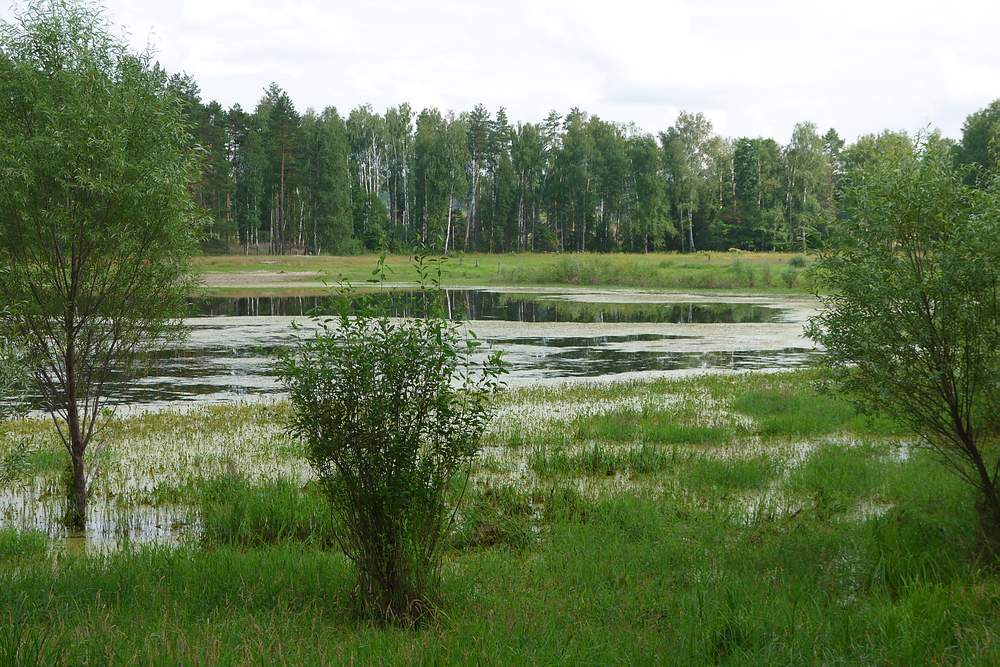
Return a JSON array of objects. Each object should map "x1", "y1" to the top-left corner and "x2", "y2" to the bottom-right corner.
[{"x1": 200, "y1": 271, "x2": 324, "y2": 288}]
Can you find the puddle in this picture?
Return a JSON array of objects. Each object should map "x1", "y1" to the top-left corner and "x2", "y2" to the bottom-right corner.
[{"x1": 0, "y1": 475, "x2": 197, "y2": 552}]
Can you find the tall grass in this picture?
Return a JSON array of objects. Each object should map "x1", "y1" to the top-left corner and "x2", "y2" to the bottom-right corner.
[
  {"x1": 194, "y1": 251, "x2": 814, "y2": 293},
  {"x1": 197, "y1": 476, "x2": 336, "y2": 548}
]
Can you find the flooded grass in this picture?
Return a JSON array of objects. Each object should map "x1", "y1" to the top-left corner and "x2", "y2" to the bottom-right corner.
[{"x1": 2, "y1": 369, "x2": 1000, "y2": 663}]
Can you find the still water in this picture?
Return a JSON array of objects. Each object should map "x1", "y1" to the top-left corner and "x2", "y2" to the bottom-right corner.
[{"x1": 111, "y1": 288, "x2": 819, "y2": 408}]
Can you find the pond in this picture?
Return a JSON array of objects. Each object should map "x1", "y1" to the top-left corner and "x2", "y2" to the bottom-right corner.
[
  {"x1": 104, "y1": 288, "x2": 819, "y2": 409},
  {"x1": 187, "y1": 291, "x2": 785, "y2": 324}
]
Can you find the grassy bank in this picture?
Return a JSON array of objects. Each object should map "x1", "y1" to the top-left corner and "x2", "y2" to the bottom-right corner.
[
  {"x1": 194, "y1": 251, "x2": 814, "y2": 295},
  {"x1": 2, "y1": 371, "x2": 998, "y2": 664}
]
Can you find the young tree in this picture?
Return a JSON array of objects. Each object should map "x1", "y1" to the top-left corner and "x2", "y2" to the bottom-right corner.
[
  {"x1": 806, "y1": 137, "x2": 1000, "y2": 544},
  {"x1": 278, "y1": 257, "x2": 505, "y2": 624},
  {"x1": 0, "y1": 0, "x2": 202, "y2": 528}
]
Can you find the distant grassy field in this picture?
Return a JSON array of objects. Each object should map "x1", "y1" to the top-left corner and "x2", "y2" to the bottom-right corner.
[
  {"x1": 3, "y1": 371, "x2": 998, "y2": 664},
  {"x1": 193, "y1": 251, "x2": 814, "y2": 295}
]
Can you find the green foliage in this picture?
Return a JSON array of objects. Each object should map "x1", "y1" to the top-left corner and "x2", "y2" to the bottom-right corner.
[
  {"x1": 198, "y1": 477, "x2": 336, "y2": 548},
  {"x1": 277, "y1": 255, "x2": 505, "y2": 624},
  {"x1": 572, "y1": 407, "x2": 736, "y2": 445},
  {"x1": 0, "y1": 321, "x2": 29, "y2": 487},
  {"x1": 731, "y1": 386, "x2": 900, "y2": 438},
  {"x1": 0, "y1": 0, "x2": 203, "y2": 527},
  {"x1": 807, "y1": 135, "x2": 1000, "y2": 542},
  {"x1": 956, "y1": 98, "x2": 1000, "y2": 179}
]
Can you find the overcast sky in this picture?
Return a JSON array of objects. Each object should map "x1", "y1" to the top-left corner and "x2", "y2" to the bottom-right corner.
[{"x1": 6, "y1": 0, "x2": 999, "y2": 141}]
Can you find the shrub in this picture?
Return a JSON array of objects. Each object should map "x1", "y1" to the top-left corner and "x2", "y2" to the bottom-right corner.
[
  {"x1": 780, "y1": 267, "x2": 799, "y2": 288},
  {"x1": 807, "y1": 137, "x2": 1000, "y2": 546},
  {"x1": 277, "y1": 256, "x2": 505, "y2": 625}
]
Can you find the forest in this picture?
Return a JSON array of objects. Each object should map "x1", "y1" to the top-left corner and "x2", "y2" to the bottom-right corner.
[{"x1": 174, "y1": 74, "x2": 1000, "y2": 256}]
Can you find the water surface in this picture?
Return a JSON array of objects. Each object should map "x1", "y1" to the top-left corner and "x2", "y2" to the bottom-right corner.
[
  {"x1": 104, "y1": 288, "x2": 817, "y2": 408},
  {"x1": 189, "y1": 291, "x2": 785, "y2": 324}
]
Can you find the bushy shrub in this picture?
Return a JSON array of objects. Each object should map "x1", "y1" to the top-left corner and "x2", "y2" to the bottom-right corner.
[
  {"x1": 277, "y1": 256, "x2": 505, "y2": 625},
  {"x1": 788, "y1": 255, "x2": 808, "y2": 268}
]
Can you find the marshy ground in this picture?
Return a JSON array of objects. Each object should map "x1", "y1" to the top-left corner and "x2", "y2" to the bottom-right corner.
[{"x1": 2, "y1": 370, "x2": 997, "y2": 664}]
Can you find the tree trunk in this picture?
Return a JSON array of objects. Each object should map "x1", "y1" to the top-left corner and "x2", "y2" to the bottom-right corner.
[
  {"x1": 63, "y1": 310, "x2": 87, "y2": 530},
  {"x1": 688, "y1": 208, "x2": 696, "y2": 252},
  {"x1": 444, "y1": 182, "x2": 453, "y2": 253},
  {"x1": 278, "y1": 144, "x2": 286, "y2": 255},
  {"x1": 68, "y1": 448, "x2": 87, "y2": 530}
]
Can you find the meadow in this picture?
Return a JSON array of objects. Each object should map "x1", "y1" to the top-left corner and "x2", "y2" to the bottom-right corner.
[
  {"x1": 193, "y1": 251, "x2": 814, "y2": 295},
  {"x1": 3, "y1": 370, "x2": 998, "y2": 664}
]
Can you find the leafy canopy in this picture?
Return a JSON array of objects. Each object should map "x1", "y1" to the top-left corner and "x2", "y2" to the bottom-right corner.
[{"x1": 806, "y1": 135, "x2": 1000, "y2": 531}]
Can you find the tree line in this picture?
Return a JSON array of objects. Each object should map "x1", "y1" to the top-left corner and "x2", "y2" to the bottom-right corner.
[{"x1": 175, "y1": 75, "x2": 1000, "y2": 255}]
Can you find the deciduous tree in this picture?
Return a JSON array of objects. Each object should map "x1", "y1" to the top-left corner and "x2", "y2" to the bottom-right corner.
[{"x1": 0, "y1": 0, "x2": 202, "y2": 528}]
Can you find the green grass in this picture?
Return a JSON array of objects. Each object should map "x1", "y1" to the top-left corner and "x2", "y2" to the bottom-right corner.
[
  {"x1": 685, "y1": 453, "x2": 777, "y2": 491},
  {"x1": 573, "y1": 405, "x2": 739, "y2": 445},
  {"x1": 193, "y1": 251, "x2": 815, "y2": 294},
  {"x1": 3, "y1": 370, "x2": 1000, "y2": 663},
  {"x1": 786, "y1": 442, "x2": 886, "y2": 503},
  {"x1": 723, "y1": 373, "x2": 903, "y2": 438},
  {"x1": 197, "y1": 476, "x2": 336, "y2": 548}
]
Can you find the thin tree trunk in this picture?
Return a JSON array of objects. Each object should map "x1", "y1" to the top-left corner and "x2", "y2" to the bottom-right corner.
[
  {"x1": 688, "y1": 207, "x2": 696, "y2": 252},
  {"x1": 444, "y1": 182, "x2": 453, "y2": 253},
  {"x1": 278, "y1": 144, "x2": 286, "y2": 255},
  {"x1": 64, "y1": 292, "x2": 87, "y2": 530}
]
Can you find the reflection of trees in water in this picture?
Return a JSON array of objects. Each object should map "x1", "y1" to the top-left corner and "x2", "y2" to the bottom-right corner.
[{"x1": 189, "y1": 290, "x2": 782, "y2": 324}]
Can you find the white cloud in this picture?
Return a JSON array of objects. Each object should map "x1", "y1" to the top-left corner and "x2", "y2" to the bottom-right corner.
[{"x1": 3, "y1": 0, "x2": 998, "y2": 141}]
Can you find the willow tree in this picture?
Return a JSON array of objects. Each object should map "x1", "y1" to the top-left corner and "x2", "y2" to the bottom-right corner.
[
  {"x1": 807, "y1": 137, "x2": 1000, "y2": 544},
  {"x1": 0, "y1": 0, "x2": 202, "y2": 529}
]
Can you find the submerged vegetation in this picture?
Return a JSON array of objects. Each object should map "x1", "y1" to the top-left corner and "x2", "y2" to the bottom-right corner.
[{"x1": 2, "y1": 371, "x2": 1000, "y2": 662}]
